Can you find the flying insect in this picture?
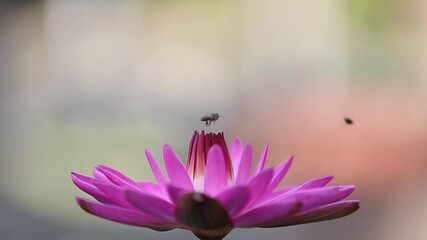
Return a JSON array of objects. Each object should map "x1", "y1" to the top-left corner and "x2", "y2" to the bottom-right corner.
[
  {"x1": 344, "y1": 117, "x2": 354, "y2": 125},
  {"x1": 200, "y1": 113, "x2": 223, "y2": 126}
]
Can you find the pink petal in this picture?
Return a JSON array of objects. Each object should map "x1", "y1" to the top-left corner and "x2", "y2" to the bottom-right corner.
[
  {"x1": 137, "y1": 181, "x2": 167, "y2": 198},
  {"x1": 296, "y1": 176, "x2": 334, "y2": 190},
  {"x1": 266, "y1": 156, "x2": 293, "y2": 192},
  {"x1": 76, "y1": 197, "x2": 176, "y2": 231},
  {"x1": 145, "y1": 148, "x2": 166, "y2": 185},
  {"x1": 248, "y1": 186, "x2": 297, "y2": 209},
  {"x1": 93, "y1": 180, "x2": 133, "y2": 208},
  {"x1": 280, "y1": 186, "x2": 356, "y2": 211},
  {"x1": 163, "y1": 145, "x2": 194, "y2": 191},
  {"x1": 204, "y1": 145, "x2": 228, "y2": 196},
  {"x1": 235, "y1": 144, "x2": 253, "y2": 184},
  {"x1": 215, "y1": 186, "x2": 251, "y2": 217},
  {"x1": 262, "y1": 200, "x2": 360, "y2": 227},
  {"x1": 166, "y1": 184, "x2": 189, "y2": 204},
  {"x1": 125, "y1": 189, "x2": 176, "y2": 221},
  {"x1": 185, "y1": 131, "x2": 205, "y2": 182},
  {"x1": 267, "y1": 188, "x2": 295, "y2": 200},
  {"x1": 92, "y1": 167, "x2": 109, "y2": 180},
  {"x1": 253, "y1": 144, "x2": 269, "y2": 175},
  {"x1": 233, "y1": 200, "x2": 303, "y2": 227},
  {"x1": 256, "y1": 176, "x2": 335, "y2": 208},
  {"x1": 246, "y1": 168, "x2": 275, "y2": 206},
  {"x1": 94, "y1": 165, "x2": 139, "y2": 190},
  {"x1": 229, "y1": 138, "x2": 243, "y2": 176},
  {"x1": 71, "y1": 172, "x2": 111, "y2": 204}
]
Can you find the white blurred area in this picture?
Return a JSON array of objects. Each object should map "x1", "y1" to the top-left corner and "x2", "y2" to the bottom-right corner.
[{"x1": 0, "y1": 1, "x2": 426, "y2": 240}]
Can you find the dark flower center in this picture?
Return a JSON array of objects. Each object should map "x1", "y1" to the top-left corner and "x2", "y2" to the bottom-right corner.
[{"x1": 176, "y1": 192, "x2": 233, "y2": 240}]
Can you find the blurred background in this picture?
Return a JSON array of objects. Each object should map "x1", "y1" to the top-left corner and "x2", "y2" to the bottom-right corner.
[{"x1": 1, "y1": 0, "x2": 426, "y2": 239}]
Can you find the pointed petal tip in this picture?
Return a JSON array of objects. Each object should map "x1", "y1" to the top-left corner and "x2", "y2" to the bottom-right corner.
[
  {"x1": 163, "y1": 144, "x2": 173, "y2": 151},
  {"x1": 354, "y1": 201, "x2": 360, "y2": 209},
  {"x1": 340, "y1": 185, "x2": 356, "y2": 191},
  {"x1": 243, "y1": 143, "x2": 253, "y2": 154},
  {"x1": 348, "y1": 201, "x2": 360, "y2": 215},
  {"x1": 71, "y1": 171, "x2": 91, "y2": 180},
  {"x1": 71, "y1": 171, "x2": 82, "y2": 177},
  {"x1": 145, "y1": 147, "x2": 167, "y2": 184},
  {"x1": 323, "y1": 175, "x2": 335, "y2": 185},
  {"x1": 163, "y1": 144, "x2": 179, "y2": 158},
  {"x1": 76, "y1": 195, "x2": 88, "y2": 203},
  {"x1": 253, "y1": 143, "x2": 270, "y2": 175},
  {"x1": 280, "y1": 155, "x2": 294, "y2": 168},
  {"x1": 94, "y1": 165, "x2": 111, "y2": 172},
  {"x1": 230, "y1": 138, "x2": 243, "y2": 151},
  {"x1": 163, "y1": 144, "x2": 194, "y2": 191},
  {"x1": 70, "y1": 173, "x2": 80, "y2": 184},
  {"x1": 71, "y1": 172, "x2": 88, "y2": 182},
  {"x1": 340, "y1": 185, "x2": 356, "y2": 195},
  {"x1": 70, "y1": 171, "x2": 78, "y2": 178},
  {"x1": 75, "y1": 196, "x2": 91, "y2": 212},
  {"x1": 349, "y1": 200, "x2": 360, "y2": 206},
  {"x1": 268, "y1": 155, "x2": 295, "y2": 190},
  {"x1": 318, "y1": 175, "x2": 335, "y2": 183},
  {"x1": 297, "y1": 175, "x2": 335, "y2": 190},
  {"x1": 283, "y1": 155, "x2": 295, "y2": 168},
  {"x1": 144, "y1": 148, "x2": 153, "y2": 159}
]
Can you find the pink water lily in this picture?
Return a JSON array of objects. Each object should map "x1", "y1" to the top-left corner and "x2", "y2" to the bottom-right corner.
[{"x1": 72, "y1": 131, "x2": 359, "y2": 240}]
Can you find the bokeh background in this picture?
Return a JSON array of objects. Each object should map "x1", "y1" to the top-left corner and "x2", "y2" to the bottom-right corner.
[{"x1": 1, "y1": 0, "x2": 427, "y2": 239}]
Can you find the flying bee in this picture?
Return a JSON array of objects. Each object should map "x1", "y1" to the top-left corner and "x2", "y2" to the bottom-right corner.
[
  {"x1": 200, "y1": 113, "x2": 223, "y2": 126},
  {"x1": 344, "y1": 117, "x2": 354, "y2": 125}
]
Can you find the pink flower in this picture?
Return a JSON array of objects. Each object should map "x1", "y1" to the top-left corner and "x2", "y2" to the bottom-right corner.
[{"x1": 72, "y1": 131, "x2": 359, "y2": 240}]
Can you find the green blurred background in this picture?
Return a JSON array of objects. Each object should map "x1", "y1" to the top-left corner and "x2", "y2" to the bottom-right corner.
[{"x1": 1, "y1": 0, "x2": 426, "y2": 239}]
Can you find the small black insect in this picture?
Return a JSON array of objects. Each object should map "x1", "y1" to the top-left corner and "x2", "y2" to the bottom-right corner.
[
  {"x1": 200, "y1": 113, "x2": 223, "y2": 126},
  {"x1": 344, "y1": 117, "x2": 353, "y2": 125}
]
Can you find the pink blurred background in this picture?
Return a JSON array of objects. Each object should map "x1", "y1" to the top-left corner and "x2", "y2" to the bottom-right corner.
[{"x1": 0, "y1": 1, "x2": 426, "y2": 240}]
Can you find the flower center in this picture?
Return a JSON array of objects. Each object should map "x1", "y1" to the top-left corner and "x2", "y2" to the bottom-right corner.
[{"x1": 176, "y1": 192, "x2": 233, "y2": 240}]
